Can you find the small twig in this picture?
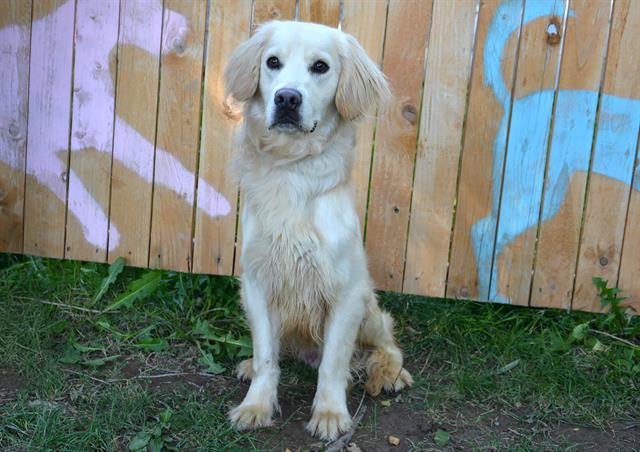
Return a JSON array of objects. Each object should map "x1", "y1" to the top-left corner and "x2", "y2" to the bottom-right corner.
[
  {"x1": 591, "y1": 330, "x2": 639, "y2": 349},
  {"x1": 63, "y1": 368, "x2": 226, "y2": 384},
  {"x1": 21, "y1": 297, "x2": 107, "y2": 314},
  {"x1": 325, "y1": 392, "x2": 368, "y2": 452}
]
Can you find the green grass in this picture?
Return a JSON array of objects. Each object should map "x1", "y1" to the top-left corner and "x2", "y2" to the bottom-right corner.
[{"x1": 0, "y1": 253, "x2": 638, "y2": 451}]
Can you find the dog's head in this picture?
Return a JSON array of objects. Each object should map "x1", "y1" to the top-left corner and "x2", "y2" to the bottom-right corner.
[{"x1": 225, "y1": 21, "x2": 389, "y2": 141}]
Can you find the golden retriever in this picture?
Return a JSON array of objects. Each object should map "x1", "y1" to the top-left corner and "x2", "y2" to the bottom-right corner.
[{"x1": 225, "y1": 20, "x2": 413, "y2": 441}]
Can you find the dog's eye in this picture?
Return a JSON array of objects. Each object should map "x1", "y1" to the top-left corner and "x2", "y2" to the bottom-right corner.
[
  {"x1": 310, "y1": 60, "x2": 329, "y2": 74},
  {"x1": 266, "y1": 56, "x2": 281, "y2": 70}
]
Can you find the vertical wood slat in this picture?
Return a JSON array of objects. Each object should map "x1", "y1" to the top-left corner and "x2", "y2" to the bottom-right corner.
[
  {"x1": 0, "y1": 0, "x2": 31, "y2": 252},
  {"x1": 23, "y1": 0, "x2": 76, "y2": 258},
  {"x1": 193, "y1": 0, "x2": 252, "y2": 276},
  {"x1": 618, "y1": 136, "x2": 640, "y2": 311},
  {"x1": 65, "y1": 0, "x2": 120, "y2": 263},
  {"x1": 530, "y1": 0, "x2": 612, "y2": 309},
  {"x1": 573, "y1": 0, "x2": 640, "y2": 311},
  {"x1": 365, "y1": 0, "x2": 433, "y2": 292},
  {"x1": 253, "y1": 0, "x2": 296, "y2": 28},
  {"x1": 108, "y1": 0, "x2": 164, "y2": 266},
  {"x1": 447, "y1": 0, "x2": 524, "y2": 301},
  {"x1": 341, "y1": 0, "x2": 389, "y2": 233},
  {"x1": 298, "y1": 0, "x2": 340, "y2": 26},
  {"x1": 148, "y1": 0, "x2": 207, "y2": 272},
  {"x1": 403, "y1": 0, "x2": 478, "y2": 297},
  {"x1": 490, "y1": 0, "x2": 567, "y2": 304},
  {"x1": 232, "y1": 0, "x2": 297, "y2": 276}
]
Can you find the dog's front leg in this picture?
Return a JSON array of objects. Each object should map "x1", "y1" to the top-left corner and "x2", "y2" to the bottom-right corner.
[
  {"x1": 229, "y1": 275, "x2": 280, "y2": 429},
  {"x1": 307, "y1": 287, "x2": 365, "y2": 440}
]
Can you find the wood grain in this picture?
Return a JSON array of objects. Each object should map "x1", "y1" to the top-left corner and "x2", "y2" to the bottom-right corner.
[
  {"x1": 65, "y1": 0, "x2": 120, "y2": 262},
  {"x1": 193, "y1": 0, "x2": 252, "y2": 276},
  {"x1": 447, "y1": 0, "x2": 524, "y2": 301},
  {"x1": 23, "y1": 0, "x2": 75, "y2": 258},
  {"x1": 403, "y1": 0, "x2": 478, "y2": 297},
  {"x1": 298, "y1": 0, "x2": 340, "y2": 26},
  {"x1": 0, "y1": 0, "x2": 31, "y2": 252},
  {"x1": 108, "y1": 0, "x2": 164, "y2": 266},
  {"x1": 490, "y1": 0, "x2": 566, "y2": 305},
  {"x1": 149, "y1": 0, "x2": 207, "y2": 271},
  {"x1": 530, "y1": 0, "x2": 611, "y2": 309},
  {"x1": 573, "y1": 0, "x2": 640, "y2": 311},
  {"x1": 365, "y1": 0, "x2": 433, "y2": 292},
  {"x1": 341, "y1": 0, "x2": 389, "y2": 233}
]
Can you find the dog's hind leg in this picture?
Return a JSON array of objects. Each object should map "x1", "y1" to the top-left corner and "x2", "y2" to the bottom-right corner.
[
  {"x1": 229, "y1": 276, "x2": 281, "y2": 430},
  {"x1": 236, "y1": 358, "x2": 255, "y2": 381},
  {"x1": 359, "y1": 298, "x2": 413, "y2": 397}
]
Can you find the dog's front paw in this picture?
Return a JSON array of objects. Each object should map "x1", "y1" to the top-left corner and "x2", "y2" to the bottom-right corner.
[
  {"x1": 229, "y1": 402, "x2": 273, "y2": 430},
  {"x1": 236, "y1": 358, "x2": 255, "y2": 381},
  {"x1": 306, "y1": 409, "x2": 352, "y2": 441}
]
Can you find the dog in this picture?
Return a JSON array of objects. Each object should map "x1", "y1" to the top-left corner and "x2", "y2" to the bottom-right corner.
[{"x1": 224, "y1": 21, "x2": 413, "y2": 440}]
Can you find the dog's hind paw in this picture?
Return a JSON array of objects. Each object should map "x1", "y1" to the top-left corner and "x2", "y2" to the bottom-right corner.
[
  {"x1": 229, "y1": 402, "x2": 273, "y2": 430},
  {"x1": 306, "y1": 409, "x2": 352, "y2": 441},
  {"x1": 364, "y1": 349, "x2": 414, "y2": 396},
  {"x1": 236, "y1": 358, "x2": 255, "y2": 381}
]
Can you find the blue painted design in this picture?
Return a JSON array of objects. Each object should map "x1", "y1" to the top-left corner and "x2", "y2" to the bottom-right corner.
[{"x1": 472, "y1": 0, "x2": 640, "y2": 303}]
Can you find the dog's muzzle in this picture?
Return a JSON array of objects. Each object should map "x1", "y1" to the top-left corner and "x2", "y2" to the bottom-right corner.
[{"x1": 270, "y1": 88, "x2": 310, "y2": 132}]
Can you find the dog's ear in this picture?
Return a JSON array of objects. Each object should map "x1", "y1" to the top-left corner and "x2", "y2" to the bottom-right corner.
[
  {"x1": 336, "y1": 35, "x2": 391, "y2": 121},
  {"x1": 224, "y1": 24, "x2": 271, "y2": 102}
]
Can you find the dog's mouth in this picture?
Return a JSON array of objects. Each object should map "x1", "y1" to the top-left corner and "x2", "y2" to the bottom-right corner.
[{"x1": 269, "y1": 118, "x2": 318, "y2": 134}]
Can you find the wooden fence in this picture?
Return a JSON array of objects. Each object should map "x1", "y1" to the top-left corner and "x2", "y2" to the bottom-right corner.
[{"x1": 1, "y1": 0, "x2": 639, "y2": 312}]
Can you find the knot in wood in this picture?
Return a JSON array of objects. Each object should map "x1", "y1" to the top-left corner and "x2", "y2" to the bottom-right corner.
[
  {"x1": 8, "y1": 121, "x2": 19, "y2": 138},
  {"x1": 546, "y1": 18, "x2": 561, "y2": 45},
  {"x1": 459, "y1": 287, "x2": 470, "y2": 298},
  {"x1": 402, "y1": 104, "x2": 417, "y2": 125},
  {"x1": 599, "y1": 256, "x2": 609, "y2": 267},
  {"x1": 75, "y1": 130, "x2": 85, "y2": 139},
  {"x1": 171, "y1": 38, "x2": 186, "y2": 54},
  {"x1": 393, "y1": 206, "x2": 400, "y2": 213}
]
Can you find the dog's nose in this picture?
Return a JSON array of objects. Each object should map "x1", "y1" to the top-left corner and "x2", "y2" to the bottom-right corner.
[{"x1": 274, "y1": 88, "x2": 302, "y2": 110}]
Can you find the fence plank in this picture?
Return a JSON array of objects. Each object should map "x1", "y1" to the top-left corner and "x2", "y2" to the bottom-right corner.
[
  {"x1": 447, "y1": 0, "x2": 524, "y2": 301},
  {"x1": 365, "y1": 0, "x2": 433, "y2": 292},
  {"x1": 619, "y1": 139, "x2": 640, "y2": 312},
  {"x1": 573, "y1": 0, "x2": 640, "y2": 312},
  {"x1": 298, "y1": 0, "x2": 340, "y2": 26},
  {"x1": 65, "y1": 0, "x2": 120, "y2": 263},
  {"x1": 0, "y1": 0, "x2": 31, "y2": 253},
  {"x1": 253, "y1": 0, "x2": 296, "y2": 28},
  {"x1": 490, "y1": 0, "x2": 566, "y2": 305},
  {"x1": 403, "y1": 0, "x2": 477, "y2": 297},
  {"x1": 530, "y1": 0, "x2": 611, "y2": 309},
  {"x1": 341, "y1": 0, "x2": 389, "y2": 233},
  {"x1": 23, "y1": 0, "x2": 75, "y2": 258},
  {"x1": 232, "y1": 0, "x2": 297, "y2": 276},
  {"x1": 108, "y1": 0, "x2": 164, "y2": 266},
  {"x1": 148, "y1": 0, "x2": 207, "y2": 272},
  {"x1": 193, "y1": 0, "x2": 252, "y2": 276}
]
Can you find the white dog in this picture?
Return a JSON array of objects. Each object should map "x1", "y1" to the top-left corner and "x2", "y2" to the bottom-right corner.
[{"x1": 225, "y1": 21, "x2": 413, "y2": 440}]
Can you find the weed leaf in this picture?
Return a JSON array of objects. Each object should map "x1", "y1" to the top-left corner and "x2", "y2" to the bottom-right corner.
[
  {"x1": 93, "y1": 257, "x2": 125, "y2": 305},
  {"x1": 104, "y1": 271, "x2": 161, "y2": 312},
  {"x1": 434, "y1": 429, "x2": 450, "y2": 446},
  {"x1": 132, "y1": 338, "x2": 168, "y2": 352},
  {"x1": 80, "y1": 355, "x2": 121, "y2": 367},
  {"x1": 198, "y1": 350, "x2": 225, "y2": 374},
  {"x1": 128, "y1": 431, "x2": 150, "y2": 450},
  {"x1": 496, "y1": 359, "x2": 520, "y2": 375}
]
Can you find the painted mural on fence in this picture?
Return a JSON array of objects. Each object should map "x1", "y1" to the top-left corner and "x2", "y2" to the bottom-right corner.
[
  {"x1": 0, "y1": 0, "x2": 230, "y2": 254},
  {"x1": 477, "y1": 0, "x2": 640, "y2": 303}
]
